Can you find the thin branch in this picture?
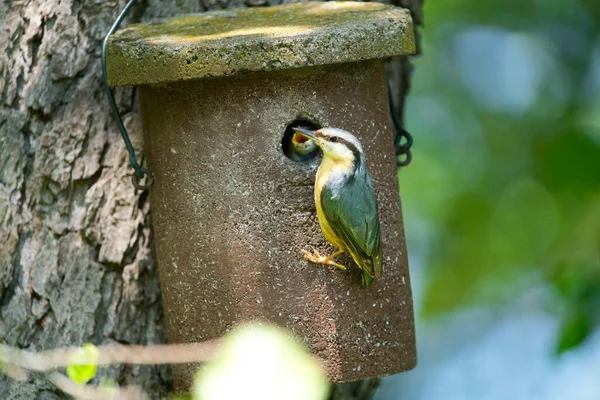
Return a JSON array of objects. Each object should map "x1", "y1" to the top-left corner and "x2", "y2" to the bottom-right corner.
[
  {"x1": 47, "y1": 372, "x2": 151, "y2": 400},
  {"x1": 1, "y1": 362, "x2": 29, "y2": 382},
  {"x1": 0, "y1": 340, "x2": 220, "y2": 373}
]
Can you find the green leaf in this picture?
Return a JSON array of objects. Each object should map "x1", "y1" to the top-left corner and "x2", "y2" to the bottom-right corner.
[
  {"x1": 556, "y1": 312, "x2": 592, "y2": 355},
  {"x1": 67, "y1": 343, "x2": 99, "y2": 384}
]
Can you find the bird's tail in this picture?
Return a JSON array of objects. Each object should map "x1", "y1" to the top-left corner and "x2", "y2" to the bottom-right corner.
[{"x1": 361, "y1": 270, "x2": 374, "y2": 287}]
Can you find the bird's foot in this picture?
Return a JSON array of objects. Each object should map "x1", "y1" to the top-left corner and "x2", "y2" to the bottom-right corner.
[{"x1": 301, "y1": 247, "x2": 346, "y2": 270}]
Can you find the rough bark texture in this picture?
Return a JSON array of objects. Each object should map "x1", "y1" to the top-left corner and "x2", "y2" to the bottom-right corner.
[{"x1": 0, "y1": 0, "x2": 422, "y2": 398}]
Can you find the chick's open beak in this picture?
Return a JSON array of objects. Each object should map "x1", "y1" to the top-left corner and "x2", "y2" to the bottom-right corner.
[{"x1": 292, "y1": 127, "x2": 317, "y2": 141}]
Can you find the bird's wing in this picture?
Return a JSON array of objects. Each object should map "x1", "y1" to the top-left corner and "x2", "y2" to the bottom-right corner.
[{"x1": 321, "y1": 172, "x2": 382, "y2": 278}]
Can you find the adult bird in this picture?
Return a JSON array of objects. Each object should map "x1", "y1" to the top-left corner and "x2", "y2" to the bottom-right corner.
[{"x1": 292, "y1": 127, "x2": 383, "y2": 287}]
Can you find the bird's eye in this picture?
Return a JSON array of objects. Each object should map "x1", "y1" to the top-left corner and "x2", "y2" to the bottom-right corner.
[{"x1": 329, "y1": 136, "x2": 338, "y2": 142}]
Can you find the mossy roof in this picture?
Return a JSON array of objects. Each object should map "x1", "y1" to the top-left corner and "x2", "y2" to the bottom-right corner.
[{"x1": 106, "y1": 1, "x2": 415, "y2": 87}]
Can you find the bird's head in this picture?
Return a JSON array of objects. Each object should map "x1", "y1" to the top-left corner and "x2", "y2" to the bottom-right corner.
[{"x1": 292, "y1": 127, "x2": 364, "y2": 164}]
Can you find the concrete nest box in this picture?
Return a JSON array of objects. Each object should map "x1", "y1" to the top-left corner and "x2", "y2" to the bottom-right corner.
[{"x1": 106, "y1": 1, "x2": 417, "y2": 389}]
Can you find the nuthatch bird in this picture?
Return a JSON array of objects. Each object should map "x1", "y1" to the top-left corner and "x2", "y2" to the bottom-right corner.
[{"x1": 292, "y1": 127, "x2": 382, "y2": 287}]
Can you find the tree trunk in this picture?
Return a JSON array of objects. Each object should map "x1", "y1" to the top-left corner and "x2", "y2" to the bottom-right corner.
[{"x1": 0, "y1": 0, "x2": 422, "y2": 398}]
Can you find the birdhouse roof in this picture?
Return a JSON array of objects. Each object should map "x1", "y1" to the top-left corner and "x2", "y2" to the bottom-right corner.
[{"x1": 106, "y1": 1, "x2": 415, "y2": 86}]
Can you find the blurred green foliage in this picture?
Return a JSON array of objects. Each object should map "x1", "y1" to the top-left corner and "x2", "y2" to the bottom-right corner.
[
  {"x1": 401, "y1": 0, "x2": 600, "y2": 352},
  {"x1": 193, "y1": 322, "x2": 328, "y2": 400}
]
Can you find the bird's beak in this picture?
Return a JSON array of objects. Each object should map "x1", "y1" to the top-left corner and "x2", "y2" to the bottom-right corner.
[{"x1": 292, "y1": 127, "x2": 317, "y2": 140}]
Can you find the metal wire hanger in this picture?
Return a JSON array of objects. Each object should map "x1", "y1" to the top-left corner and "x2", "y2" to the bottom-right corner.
[
  {"x1": 101, "y1": 0, "x2": 154, "y2": 190},
  {"x1": 387, "y1": 81, "x2": 413, "y2": 167}
]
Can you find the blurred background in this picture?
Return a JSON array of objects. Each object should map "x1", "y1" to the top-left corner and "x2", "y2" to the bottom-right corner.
[{"x1": 377, "y1": 0, "x2": 600, "y2": 399}]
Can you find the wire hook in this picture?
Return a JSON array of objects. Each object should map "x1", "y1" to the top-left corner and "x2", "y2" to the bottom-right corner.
[{"x1": 387, "y1": 81, "x2": 414, "y2": 167}]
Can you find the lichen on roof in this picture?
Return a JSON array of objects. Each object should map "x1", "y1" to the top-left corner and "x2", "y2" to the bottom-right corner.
[{"x1": 106, "y1": 1, "x2": 415, "y2": 87}]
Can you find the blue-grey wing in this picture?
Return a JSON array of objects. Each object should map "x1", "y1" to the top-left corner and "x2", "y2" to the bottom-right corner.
[{"x1": 321, "y1": 169, "x2": 382, "y2": 278}]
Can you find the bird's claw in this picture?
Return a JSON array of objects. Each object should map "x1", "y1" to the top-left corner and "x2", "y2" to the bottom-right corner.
[{"x1": 301, "y1": 247, "x2": 346, "y2": 270}]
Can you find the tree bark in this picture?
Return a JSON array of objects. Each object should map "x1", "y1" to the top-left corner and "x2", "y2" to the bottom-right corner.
[{"x1": 0, "y1": 0, "x2": 422, "y2": 398}]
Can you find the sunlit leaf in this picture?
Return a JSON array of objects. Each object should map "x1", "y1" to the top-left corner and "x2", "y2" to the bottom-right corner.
[
  {"x1": 67, "y1": 343, "x2": 99, "y2": 384},
  {"x1": 169, "y1": 394, "x2": 193, "y2": 400},
  {"x1": 193, "y1": 322, "x2": 329, "y2": 400}
]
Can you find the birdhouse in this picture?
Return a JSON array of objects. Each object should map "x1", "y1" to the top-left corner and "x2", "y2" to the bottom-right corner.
[{"x1": 106, "y1": 1, "x2": 416, "y2": 389}]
